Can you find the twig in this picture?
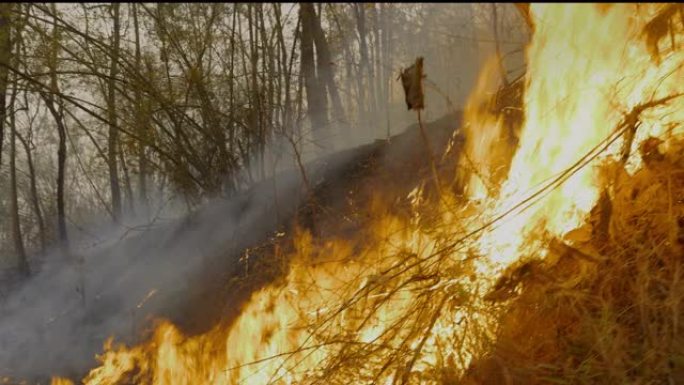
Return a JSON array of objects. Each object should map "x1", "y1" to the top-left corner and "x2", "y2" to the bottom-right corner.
[
  {"x1": 417, "y1": 109, "x2": 443, "y2": 197},
  {"x1": 398, "y1": 294, "x2": 449, "y2": 385},
  {"x1": 284, "y1": 130, "x2": 312, "y2": 194}
]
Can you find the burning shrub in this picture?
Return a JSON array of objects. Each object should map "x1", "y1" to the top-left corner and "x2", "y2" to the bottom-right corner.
[
  {"x1": 47, "y1": 4, "x2": 684, "y2": 385},
  {"x1": 468, "y1": 136, "x2": 684, "y2": 384}
]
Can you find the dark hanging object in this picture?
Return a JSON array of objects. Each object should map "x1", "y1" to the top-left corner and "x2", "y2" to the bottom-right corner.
[
  {"x1": 399, "y1": 56, "x2": 425, "y2": 111},
  {"x1": 642, "y1": 4, "x2": 683, "y2": 64}
]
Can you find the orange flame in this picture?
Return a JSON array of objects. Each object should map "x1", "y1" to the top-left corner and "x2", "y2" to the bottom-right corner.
[
  {"x1": 46, "y1": 4, "x2": 684, "y2": 385},
  {"x1": 472, "y1": 3, "x2": 684, "y2": 269}
]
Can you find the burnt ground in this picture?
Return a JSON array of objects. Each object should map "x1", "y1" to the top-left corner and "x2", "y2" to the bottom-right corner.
[
  {"x1": 0, "y1": 112, "x2": 462, "y2": 382},
  {"x1": 176, "y1": 111, "x2": 464, "y2": 336}
]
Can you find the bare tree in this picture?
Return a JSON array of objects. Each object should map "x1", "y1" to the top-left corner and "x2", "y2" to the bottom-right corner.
[
  {"x1": 131, "y1": 3, "x2": 148, "y2": 206},
  {"x1": 0, "y1": 4, "x2": 11, "y2": 165},
  {"x1": 300, "y1": 3, "x2": 328, "y2": 151},
  {"x1": 0, "y1": 3, "x2": 523, "y2": 264},
  {"x1": 107, "y1": 2, "x2": 122, "y2": 221},
  {"x1": 9, "y1": 36, "x2": 29, "y2": 274},
  {"x1": 310, "y1": 5, "x2": 345, "y2": 130},
  {"x1": 37, "y1": 3, "x2": 70, "y2": 246}
]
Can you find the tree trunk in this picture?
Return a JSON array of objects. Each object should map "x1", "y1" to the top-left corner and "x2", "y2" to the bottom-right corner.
[
  {"x1": 119, "y1": 141, "x2": 135, "y2": 214},
  {"x1": 274, "y1": 4, "x2": 292, "y2": 133},
  {"x1": 299, "y1": 3, "x2": 328, "y2": 152},
  {"x1": 370, "y1": 4, "x2": 382, "y2": 125},
  {"x1": 256, "y1": 3, "x2": 269, "y2": 180},
  {"x1": 354, "y1": 4, "x2": 372, "y2": 125},
  {"x1": 107, "y1": 3, "x2": 122, "y2": 221},
  {"x1": 131, "y1": 3, "x2": 148, "y2": 207},
  {"x1": 46, "y1": 4, "x2": 68, "y2": 246},
  {"x1": 382, "y1": 3, "x2": 393, "y2": 139},
  {"x1": 0, "y1": 4, "x2": 11, "y2": 166},
  {"x1": 310, "y1": 4, "x2": 345, "y2": 134},
  {"x1": 16, "y1": 130, "x2": 46, "y2": 253},
  {"x1": 9, "y1": 71, "x2": 29, "y2": 275},
  {"x1": 246, "y1": 4, "x2": 260, "y2": 180},
  {"x1": 260, "y1": 4, "x2": 276, "y2": 179},
  {"x1": 227, "y1": 4, "x2": 237, "y2": 192},
  {"x1": 54, "y1": 105, "x2": 68, "y2": 244}
]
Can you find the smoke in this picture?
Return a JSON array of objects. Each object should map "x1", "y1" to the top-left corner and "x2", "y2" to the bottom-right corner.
[
  {"x1": 0, "y1": 147, "x2": 364, "y2": 381},
  {"x1": 0, "y1": 4, "x2": 528, "y2": 381},
  {"x1": 291, "y1": 3, "x2": 527, "y2": 161}
]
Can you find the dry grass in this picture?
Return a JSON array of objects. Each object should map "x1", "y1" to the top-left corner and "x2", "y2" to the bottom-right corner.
[{"x1": 464, "y1": 136, "x2": 684, "y2": 384}]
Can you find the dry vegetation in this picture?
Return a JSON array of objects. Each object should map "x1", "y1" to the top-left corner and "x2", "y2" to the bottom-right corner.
[
  {"x1": 464, "y1": 137, "x2": 684, "y2": 384},
  {"x1": 2, "y1": 4, "x2": 684, "y2": 385}
]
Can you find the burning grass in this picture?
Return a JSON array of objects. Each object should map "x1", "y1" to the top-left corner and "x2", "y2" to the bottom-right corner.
[
  {"x1": 465, "y1": 136, "x2": 684, "y2": 384},
  {"x1": 53, "y1": 124, "x2": 684, "y2": 385},
  {"x1": 33, "y1": 3, "x2": 684, "y2": 384}
]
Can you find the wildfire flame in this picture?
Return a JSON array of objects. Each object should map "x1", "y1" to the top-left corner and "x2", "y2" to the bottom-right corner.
[
  {"x1": 49, "y1": 4, "x2": 683, "y2": 385},
  {"x1": 465, "y1": 3, "x2": 684, "y2": 269}
]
